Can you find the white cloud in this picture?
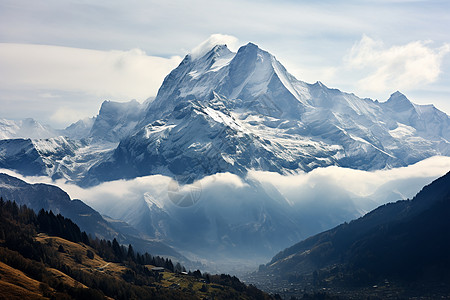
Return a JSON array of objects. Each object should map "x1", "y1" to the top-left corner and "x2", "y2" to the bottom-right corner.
[
  {"x1": 1, "y1": 156, "x2": 449, "y2": 221},
  {"x1": 1, "y1": 156, "x2": 448, "y2": 267},
  {"x1": 0, "y1": 43, "x2": 182, "y2": 101},
  {"x1": 346, "y1": 35, "x2": 450, "y2": 92},
  {"x1": 249, "y1": 156, "x2": 450, "y2": 206},
  {"x1": 190, "y1": 34, "x2": 239, "y2": 60},
  {"x1": 50, "y1": 107, "x2": 91, "y2": 125},
  {"x1": 2, "y1": 0, "x2": 450, "y2": 124}
]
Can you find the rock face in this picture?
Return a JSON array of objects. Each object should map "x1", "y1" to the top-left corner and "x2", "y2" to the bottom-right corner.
[{"x1": 89, "y1": 99, "x2": 146, "y2": 143}]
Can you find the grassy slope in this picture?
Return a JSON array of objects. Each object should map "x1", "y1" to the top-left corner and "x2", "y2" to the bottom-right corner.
[
  {"x1": 1, "y1": 234, "x2": 268, "y2": 299},
  {"x1": 0, "y1": 261, "x2": 48, "y2": 300}
]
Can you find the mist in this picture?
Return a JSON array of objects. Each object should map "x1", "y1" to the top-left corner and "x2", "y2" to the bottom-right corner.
[{"x1": 1, "y1": 156, "x2": 449, "y2": 273}]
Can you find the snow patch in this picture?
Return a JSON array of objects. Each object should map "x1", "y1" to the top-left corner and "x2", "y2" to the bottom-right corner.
[{"x1": 389, "y1": 123, "x2": 417, "y2": 139}]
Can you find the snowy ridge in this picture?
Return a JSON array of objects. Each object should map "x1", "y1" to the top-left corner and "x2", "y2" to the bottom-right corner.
[
  {"x1": 0, "y1": 42, "x2": 449, "y2": 186},
  {"x1": 89, "y1": 99, "x2": 145, "y2": 142},
  {"x1": 84, "y1": 43, "x2": 449, "y2": 184}
]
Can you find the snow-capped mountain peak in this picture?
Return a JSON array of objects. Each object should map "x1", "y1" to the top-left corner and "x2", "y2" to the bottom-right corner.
[
  {"x1": 147, "y1": 42, "x2": 313, "y2": 122},
  {"x1": 384, "y1": 91, "x2": 414, "y2": 111},
  {"x1": 1, "y1": 41, "x2": 449, "y2": 264},
  {"x1": 1, "y1": 42, "x2": 449, "y2": 187},
  {"x1": 89, "y1": 99, "x2": 145, "y2": 142},
  {"x1": 188, "y1": 43, "x2": 233, "y2": 62}
]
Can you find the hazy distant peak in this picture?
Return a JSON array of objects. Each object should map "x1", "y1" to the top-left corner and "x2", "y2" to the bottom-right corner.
[{"x1": 0, "y1": 118, "x2": 57, "y2": 140}]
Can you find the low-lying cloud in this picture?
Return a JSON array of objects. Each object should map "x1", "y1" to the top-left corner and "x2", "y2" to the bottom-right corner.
[
  {"x1": 2, "y1": 156, "x2": 449, "y2": 266},
  {"x1": 2, "y1": 156, "x2": 449, "y2": 223}
]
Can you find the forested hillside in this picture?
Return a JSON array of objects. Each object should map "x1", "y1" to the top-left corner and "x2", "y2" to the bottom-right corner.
[
  {"x1": 0, "y1": 197, "x2": 275, "y2": 300},
  {"x1": 249, "y1": 172, "x2": 450, "y2": 299}
]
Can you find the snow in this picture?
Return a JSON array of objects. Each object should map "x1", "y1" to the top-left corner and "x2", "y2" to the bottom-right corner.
[
  {"x1": 1, "y1": 41, "x2": 449, "y2": 188},
  {"x1": 203, "y1": 107, "x2": 241, "y2": 131},
  {"x1": 0, "y1": 118, "x2": 58, "y2": 140},
  {"x1": 210, "y1": 52, "x2": 235, "y2": 72},
  {"x1": 0, "y1": 41, "x2": 447, "y2": 271},
  {"x1": 272, "y1": 57, "x2": 311, "y2": 106},
  {"x1": 144, "y1": 192, "x2": 165, "y2": 209},
  {"x1": 144, "y1": 123, "x2": 176, "y2": 139},
  {"x1": 188, "y1": 70, "x2": 201, "y2": 79},
  {"x1": 389, "y1": 123, "x2": 416, "y2": 139}
]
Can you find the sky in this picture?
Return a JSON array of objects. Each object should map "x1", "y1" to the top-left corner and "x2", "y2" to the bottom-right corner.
[{"x1": 1, "y1": 0, "x2": 449, "y2": 128}]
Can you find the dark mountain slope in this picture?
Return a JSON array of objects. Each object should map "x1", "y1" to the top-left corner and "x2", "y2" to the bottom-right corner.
[{"x1": 253, "y1": 171, "x2": 450, "y2": 298}]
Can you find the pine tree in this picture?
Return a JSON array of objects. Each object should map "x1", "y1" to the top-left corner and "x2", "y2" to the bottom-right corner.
[
  {"x1": 175, "y1": 262, "x2": 182, "y2": 273},
  {"x1": 112, "y1": 238, "x2": 122, "y2": 262},
  {"x1": 127, "y1": 244, "x2": 135, "y2": 261},
  {"x1": 81, "y1": 232, "x2": 90, "y2": 245}
]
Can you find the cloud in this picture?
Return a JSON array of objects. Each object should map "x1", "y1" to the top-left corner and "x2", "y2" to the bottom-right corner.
[
  {"x1": 249, "y1": 156, "x2": 450, "y2": 206},
  {"x1": 0, "y1": 43, "x2": 182, "y2": 101},
  {"x1": 345, "y1": 35, "x2": 450, "y2": 92},
  {"x1": 190, "y1": 34, "x2": 239, "y2": 60},
  {"x1": 2, "y1": 155, "x2": 449, "y2": 267},
  {"x1": 50, "y1": 107, "x2": 91, "y2": 125},
  {"x1": 2, "y1": 0, "x2": 450, "y2": 124},
  {"x1": 2, "y1": 156, "x2": 449, "y2": 221}
]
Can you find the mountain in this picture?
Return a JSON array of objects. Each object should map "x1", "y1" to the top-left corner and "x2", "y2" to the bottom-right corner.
[
  {"x1": 89, "y1": 99, "x2": 146, "y2": 142},
  {"x1": 249, "y1": 171, "x2": 450, "y2": 298},
  {"x1": 0, "y1": 173, "x2": 117, "y2": 240},
  {"x1": 84, "y1": 42, "x2": 449, "y2": 184},
  {"x1": 90, "y1": 174, "x2": 381, "y2": 270},
  {"x1": 0, "y1": 137, "x2": 115, "y2": 182},
  {"x1": 0, "y1": 173, "x2": 185, "y2": 261},
  {"x1": 0, "y1": 118, "x2": 58, "y2": 140},
  {"x1": 0, "y1": 41, "x2": 449, "y2": 274},
  {"x1": 0, "y1": 100, "x2": 147, "y2": 183},
  {"x1": 0, "y1": 43, "x2": 449, "y2": 185},
  {"x1": 63, "y1": 116, "x2": 95, "y2": 139}
]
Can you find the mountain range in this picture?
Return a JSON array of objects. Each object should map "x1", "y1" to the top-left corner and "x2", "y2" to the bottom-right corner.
[
  {"x1": 0, "y1": 42, "x2": 449, "y2": 272},
  {"x1": 1, "y1": 42, "x2": 448, "y2": 185}
]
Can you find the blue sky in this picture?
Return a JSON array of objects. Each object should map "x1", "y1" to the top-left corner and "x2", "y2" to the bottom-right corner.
[{"x1": 1, "y1": 0, "x2": 449, "y2": 127}]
